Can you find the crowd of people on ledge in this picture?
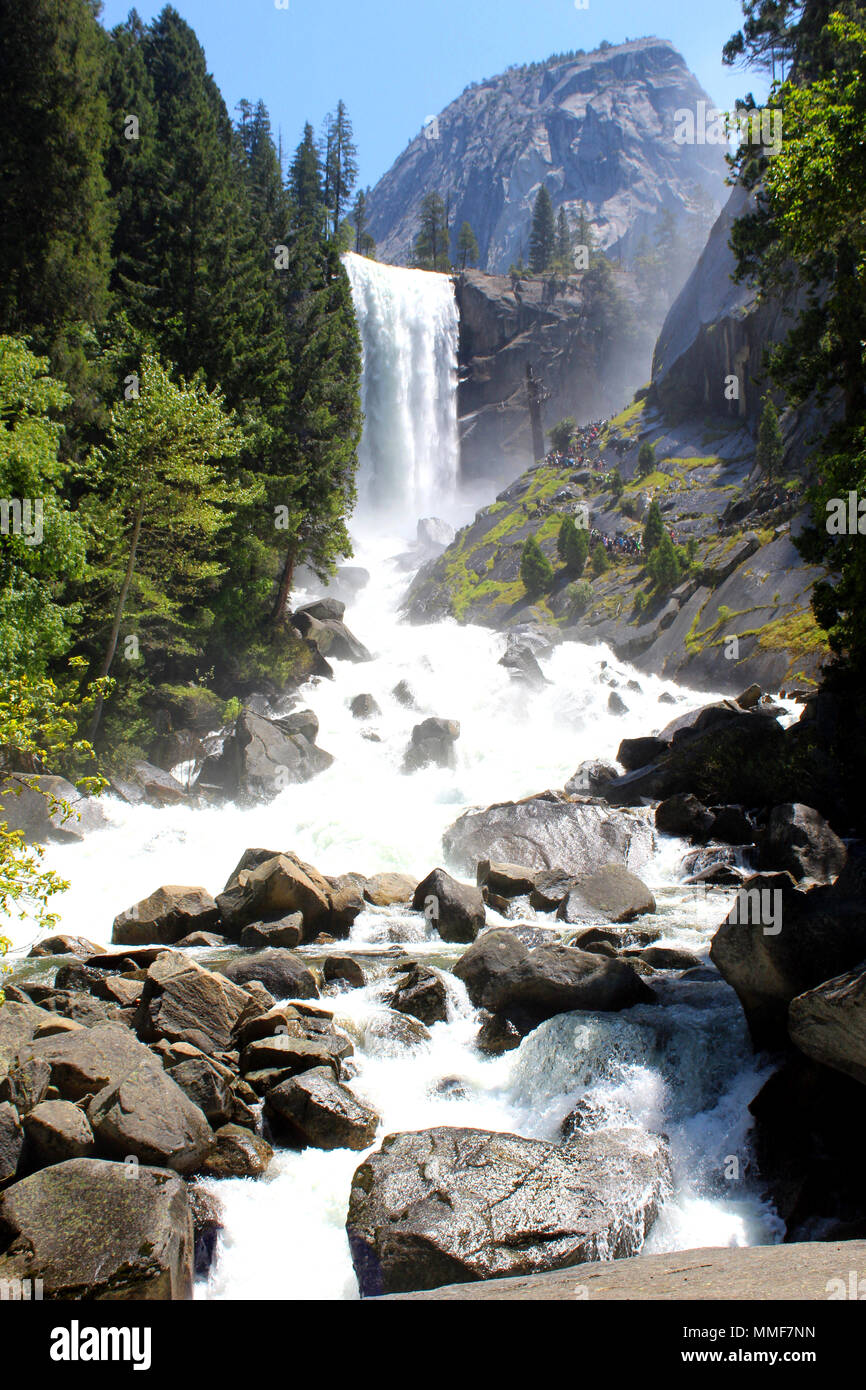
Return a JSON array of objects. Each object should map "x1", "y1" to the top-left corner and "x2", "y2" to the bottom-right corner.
[
  {"x1": 589, "y1": 527, "x2": 645, "y2": 558},
  {"x1": 545, "y1": 419, "x2": 608, "y2": 472}
]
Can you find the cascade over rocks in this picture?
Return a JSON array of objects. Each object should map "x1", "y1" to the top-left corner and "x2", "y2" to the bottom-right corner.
[
  {"x1": 346, "y1": 1125, "x2": 671, "y2": 1296},
  {"x1": 454, "y1": 929, "x2": 654, "y2": 1029},
  {"x1": 265, "y1": 1066, "x2": 379, "y2": 1151},
  {"x1": 0, "y1": 775, "x2": 109, "y2": 844},
  {"x1": 387, "y1": 964, "x2": 450, "y2": 1025},
  {"x1": 443, "y1": 793, "x2": 655, "y2": 879},
  {"x1": 0, "y1": 1158, "x2": 194, "y2": 1299},
  {"x1": 291, "y1": 608, "x2": 372, "y2": 663}
]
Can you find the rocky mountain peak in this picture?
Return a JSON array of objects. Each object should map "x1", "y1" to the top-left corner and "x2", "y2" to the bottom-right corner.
[{"x1": 366, "y1": 36, "x2": 728, "y2": 272}]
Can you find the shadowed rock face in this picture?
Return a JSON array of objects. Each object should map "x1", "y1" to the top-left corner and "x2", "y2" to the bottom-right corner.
[
  {"x1": 366, "y1": 39, "x2": 726, "y2": 273},
  {"x1": 346, "y1": 1125, "x2": 671, "y2": 1297}
]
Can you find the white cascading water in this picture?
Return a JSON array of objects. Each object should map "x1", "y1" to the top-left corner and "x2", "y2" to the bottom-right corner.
[
  {"x1": 342, "y1": 252, "x2": 460, "y2": 517},
  {"x1": 6, "y1": 258, "x2": 789, "y2": 1299}
]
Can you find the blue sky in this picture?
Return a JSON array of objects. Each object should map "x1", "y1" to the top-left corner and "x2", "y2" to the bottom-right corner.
[{"x1": 98, "y1": 0, "x2": 766, "y2": 190}]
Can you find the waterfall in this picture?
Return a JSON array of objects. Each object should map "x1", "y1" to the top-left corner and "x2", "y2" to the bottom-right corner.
[{"x1": 343, "y1": 252, "x2": 460, "y2": 519}]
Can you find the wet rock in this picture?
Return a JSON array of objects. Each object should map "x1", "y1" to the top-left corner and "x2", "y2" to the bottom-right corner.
[
  {"x1": 555, "y1": 866, "x2": 656, "y2": 925},
  {"x1": 0, "y1": 1158, "x2": 194, "y2": 1298},
  {"x1": 199, "y1": 710, "x2": 334, "y2": 800},
  {"x1": 708, "y1": 806, "x2": 755, "y2": 845},
  {"x1": 417, "y1": 517, "x2": 455, "y2": 551},
  {"x1": 0, "y1": 1057, "x2": 52, "y2": 1116},
  {"x1": 363, "y1": 1010, "x2": 431, "y2": 1056},
  {"x1": 454, "y1": 930, "x2": 653, "y2": 1028},
  {"x1": 569, "y1": 924, "x2": 661, "y2": 951},
  {"x1": 529, "y1": 869, "x2": 577, "y2": 911},
  {"x1": 565, "y1": 761, "x2": 618, "y2": 797},
  {"x1": 296, "y1": 597, "x2": 345, "y2": 623},
  {"x1": 403, "y1": 718, "x2": 460, "y2": 773},
  {"x1": 350, "y1": 693, "x2": 381, "y2": 720},
  {"x1": 476, "y1": 860, "x2": 539, "y2": 898},
  {"x1": 364, "y1": 872, "x2": 417, "y2": 907},
  {"x1": 443, "y1": 795, "x2": 655, "y2": 879},
  {"x1": 112, "y1": 886, "x2": 221, "y2": 947},
  {"x1": 265, "y1": 1066, "x2": 379, "y2": 1151},
  {"x1": 412, "y1": 868, "x2": 485, "y2": 944},
  {"x1": 623, "y1": 946, "x2": 702, "y2": 971},
  {"x1": 240, "y1": 1033, "x2": 348, "y2": 1080},
  {"x1": 387, "y1": 964, "x2": 449, "y2": 1026},
  {"x1": 22, "y1": 1100, "x2": 96, "y2": 1166},
  {"x1": 617, "y1": 737, "x2": 669, "y2": 772},
  {"x1": 240, "y1": 914, "x2": 304, "y2": 950},
  {"x1": 710, "y1": 852, "x2": 866, "y2": 1047},
  {"x1": 217, "y1": 850, "x2": 356, "y2": 940},
  {"x1": 499, "y1": 636, "x2": 546, "y2": 690},
  {"x1": 608, "y1": 691, "x2": 628, "y2": 716},
  {"x1": 475, "y1": 1010, "x2": 522, "y2": 1055},
  {"x1": 737, "y1": 684, "x2": 762, "y2": 710},
  {"x1": 789, "y1": 965, "x2": 866, "y2": 1085},
  {"x1": 760, "y1": 803, "x2": 847, "y2": 885},
  {"x1": 188, "y1": 1182, "x2": 224, "y2": 1275},
  {"x1": 0, "y1": 774, "x2": 109, "y2": 844},
  {"x1": 324, "y1": 956, "x2": 366, "y2": 990},
  {"x1": 165, "y1": 1055, "x2": 234, "y2": 1127},
  {"x1": 292, "y1": 610, "x2": 372, "y2": 663},
  {"x1": 201, "y1": 1124, "x2": 273, "y2": 1179},
  {"x1": 346, "y1": 1125, "x2": 670, "y2": 1296},
  {"x1": 18, "y1": 1021, "x2": 155, "y2": 1102},
  {"x1": 87, "y1": 1058, "x2": 215, "y2": 1173},
  {"x1": 137, "y1": 953, "x2": 260, "y2": 1054},
  {"x1": 174, "y1": 931, "x2": 229, "y2": 950},
  {"x1": 392, "y1": 680, "x2": 418, "y2": 709},
  {"x1": 28, "y1": 935, "x2": 105, "y2": 960},
  {"x1": 219, "y1": 948, "x2": 319, "y2": 1002},
  {"x1": 655, "y1": 794, "x2": 714, "y2": 841},
  {"x1": 0, "y1": 1102, "x2": 24, "y2": 1184}
]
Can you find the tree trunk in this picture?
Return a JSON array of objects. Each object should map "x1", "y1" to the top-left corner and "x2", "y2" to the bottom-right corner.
[
  {"x1": 88, "y1": 500, "x2": 144, "y2": 741},
  {"x1": 271, "y1": 543, "x2": 297, "y2": 628}
]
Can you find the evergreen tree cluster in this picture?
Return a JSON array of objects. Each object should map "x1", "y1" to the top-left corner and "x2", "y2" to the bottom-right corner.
[{"x1": 0, "y1": 1, "x2": 364, "y2": 756}]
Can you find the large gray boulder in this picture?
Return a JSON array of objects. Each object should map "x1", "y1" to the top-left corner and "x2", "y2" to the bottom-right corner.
[
  {"x1": 265, "y1": 1066, "x2": 379, "y2": 1151},
  {"x1": 788, "y1": 965, "x2": 866, "y2": 1085},
  {"x1": 23, "y1": 1100, "x2": 96, "y2": 1167},
  {"x1": 0, "y1": 1158, "x2": 194, "y2": 1298},
  {"x1": 453, "y1": 929, "x2": 654, "y2": 1027},
  {"x1": 555, "y1": 865, "x2": 656, "y2": 925},
  {"x1": 443, "y1": 794, "x2": 655, "y2": 880},
  {"x1": 403, "y1": 718, "x2": 460, "y2": 773},
  {"x1": 292, "y1": 609, "x2": 372, "y2": 663},
  {"x1": 412, "y1": 868, "x2": 485, "y2": 943},
  {"x1": 0, "y1": 1000, "x2": 50, "y2": 1085},
  {"x1": 760, "y1": 803, "x2": 847, "y2": 885},
  {"x1": 198, "y1": 709, "x2": 334, "y2": 800},
  {"x1": 136, "y1": 952, "x2": 259, "y2": 1054},
  {"x1": 0, "y1": 775, "x2": 109, "y2": 843},
  {"x1": 112, "y1": 885, "x2": 221, "y2": 947},
  {"x1": 87, "y1": 1058, "x2": 214, "y2": 1174},
  {"x1": 219, "y1": 948, "x2": 318, "y2": 1001},
  {"x1": 18, "y1": 1022, "x2": 156, "y2": 1102},
  {"x1": 346, "y1": 1125, "x2": 671, "y2": 1296},
  {"x1": 216, "y1": 850, "x2": 361, "y2": 940},
  {"x1": 710, "y1": 852, "x2": 866, "y2": 1047}
]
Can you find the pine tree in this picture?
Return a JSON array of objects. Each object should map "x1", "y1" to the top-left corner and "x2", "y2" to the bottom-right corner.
[
  {"x1": 323, "y1": 101, "x2": 358, "y2": 242},
  {"x1": 352, "y1": 190, "x2": 376, "y2": 255},
  {"x1": 643, "y1": 499, "x2": 665, "y2": 552},
  {"x1": 557, "y1": 516, "x2": 588, "y2": 576},
  {"x1": 529, "y1": 186, "x2": 556, "y2": 274},
  {"x1": 520, "y1": 535, "x2": 554, "y2": 598},
  {"x1": 414, "y1": 194, "x2": 450, "y2": 271},
  {"x1": 647, "y1": 530, "x2": 683, "y2": 592},
  {"x1": 637, "y1": 441, "x2": 656, "y2": 479},
  {"x1": 0, "y1": 0, "x2": 114, "y2": 344},
  {"x1": 457, "y1": 221, "x2": 480, "y2": 270},
  {"x1": 756, "y1": 395, "x2": 784, "y2": 481},
  {"x1": 289, "y1": 122, "x2": 326, "y2": 228}
]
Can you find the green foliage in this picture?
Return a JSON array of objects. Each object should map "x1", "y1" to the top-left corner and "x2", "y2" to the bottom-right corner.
[
  {"x1": 413, "y1": 193, "x2": 451, "y2": 271},
  {"x1": 548, "y1": 418, "x2": 576, "y2": 453},
  {"x1": 323, "y1": 100, "x2": 358, "y2": 241},
  {"x1": 591, "y1": 543, "x2": 609, "y2": 576},
  {"x1": 647, "y1": 531, "x2": 683, "y2": 592},
  {"x1": 643, "y1": 499, "x2": 665, "y2": 552},
  {"x1": 529, "y1": 186, "x2": 556, "y2": 274},
  {"x1": 568, "y1": 578, "x2": 593, "y2": 617},
  {"x1": 637, "y1": 440, "x2": 656, "y2": 479},
  {"x1": 520, "y1": 535, "x2": 554, "y2": 598},
  {"x1": 557, "y1": 515, "x2": 589, "y2": 575},
  {"x1": 0, "y1": 339, "x2": 88, "y2": 678},
  {"x1": 610, "y1": 467, "x2": 624, "y2": 499}
]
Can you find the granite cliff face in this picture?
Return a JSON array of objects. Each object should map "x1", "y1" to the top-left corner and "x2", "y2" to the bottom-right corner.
[
  {"x1": 366, "y1": 38, "x2": 728, "y2": 273},
  {"x1": 405, "y1": 189, "x2": 830, "y2": 695}
]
